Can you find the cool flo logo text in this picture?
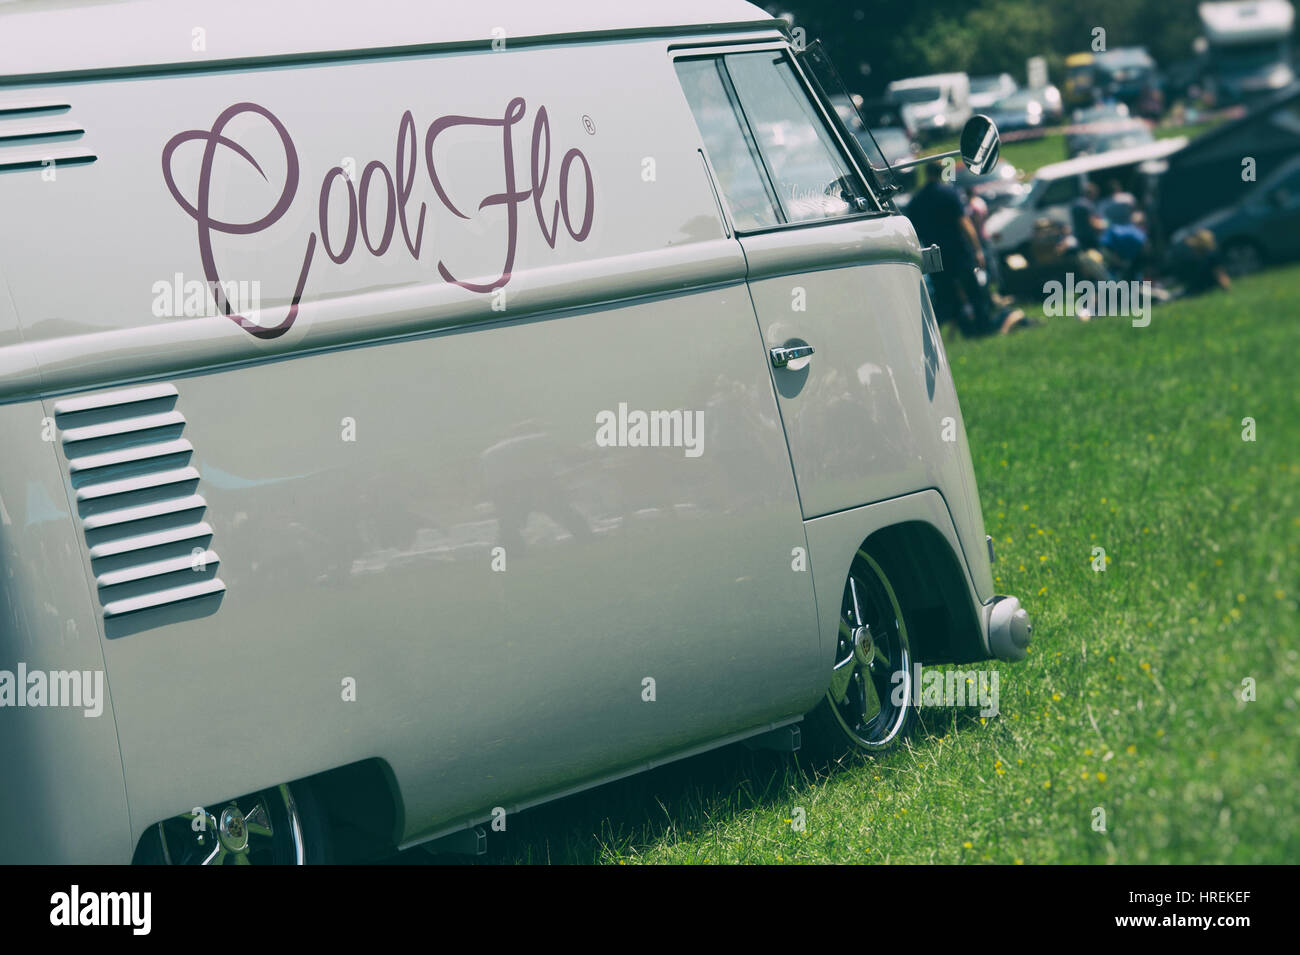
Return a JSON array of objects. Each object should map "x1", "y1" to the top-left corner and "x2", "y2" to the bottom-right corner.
[{"x1": 163, "y1": 99, "x2": 595, "y2": 339}]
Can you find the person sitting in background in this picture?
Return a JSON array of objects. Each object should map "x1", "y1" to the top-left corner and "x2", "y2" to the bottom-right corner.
[
  {"x1": 1099, "y1": 204, "x2": 1148, "y2": 282},
  {"x1": 1166, "y1": 229, "x2": 1231, "y2": 297},
  {"x1": 1099, "y1": 178, "x2": 1137, "y2": 226},
  {"x1": 1030, "y1": 218, "x2": 1109, "y2": 282}
]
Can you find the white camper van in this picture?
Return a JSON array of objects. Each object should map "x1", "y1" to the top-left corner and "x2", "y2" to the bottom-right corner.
[
  {"x1": 886, "y1": 73, "x2": 973, "y2": 144},
  {"x1": 0, "y1": 0, "x2": 1029, "y2": 864}
]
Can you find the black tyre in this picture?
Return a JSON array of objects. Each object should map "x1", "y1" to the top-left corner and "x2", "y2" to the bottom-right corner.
[{"x1": 803, "y1": 549, "x2": 916, "y2": 760}]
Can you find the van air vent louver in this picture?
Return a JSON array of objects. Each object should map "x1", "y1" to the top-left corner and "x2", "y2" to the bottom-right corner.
[{"x1": 54, "y1": 383, "x2": 225, "y2": 620}]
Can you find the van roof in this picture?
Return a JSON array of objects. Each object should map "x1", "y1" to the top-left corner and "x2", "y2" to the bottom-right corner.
[
  {"x1": 0, "y1": 0, "x2": 779, "y2": 83},
  {"x1": 1031, "y1": 138, "x2": 1188, "y2": 181}
]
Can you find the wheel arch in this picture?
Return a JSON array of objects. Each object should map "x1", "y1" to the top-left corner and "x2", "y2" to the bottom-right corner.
[{"x1": 859, "y1": 520, "x2": 987, "y2": 665}]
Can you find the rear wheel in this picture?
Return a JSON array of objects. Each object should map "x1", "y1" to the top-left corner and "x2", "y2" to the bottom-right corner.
[
  {"x1": 803, "y1": 549, "x2": 915, "y2": 760},
  {"x1": 133, "y1": 781, "x2": 331, "y2": 865}
]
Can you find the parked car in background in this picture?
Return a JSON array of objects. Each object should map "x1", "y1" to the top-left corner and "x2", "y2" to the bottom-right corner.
[
  {"x1": 1066, "y1": 102, "x2": 1130, "y2": 156},
  {"x1": 953, "y1": 159, "x2": 1026, "y2": 212},
  {"x1": 984, "y1": 137, "x2": 1188, "y2": 253},
  {"x1": 1093, "y1": 47, "x2": 1159, "y2": 108},
  {"x1": 970, "y1": 73, "x2": 1018, "y2": 110},
  {"x1": 854, "y1": 95, "x2": 909, "y2": 131},
  {"x1": 830, "y1": 93, "x2": 919, "y2": 191},
  {"x1": 1173, "y1": 154, "x2": 1300, "y2": 273},
  {"x1": 870, "y1": 124, "x2": 920, "y2": 189},
  {"x1": 1064, "y1": 48, "x2": 1159, "y2": 111},
  {"x1": 886, "y1": 72, "x2": 972, "y2": 143},
  {"x1": 986, "y1": 86, "x2": 1062, "y2": 132},
  {"x1": 1067, "y1": 116, "x2": 1155, "y2": 157}
]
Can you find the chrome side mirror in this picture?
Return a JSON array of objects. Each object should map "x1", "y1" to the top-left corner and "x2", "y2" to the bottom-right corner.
[{"x1": 961, "y1": 115, "x2": 1001, "y2": 176}]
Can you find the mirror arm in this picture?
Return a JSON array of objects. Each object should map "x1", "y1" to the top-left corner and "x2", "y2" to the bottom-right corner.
[{"x1": 889, "y1": 149, "x2": 961, "y2": 173}]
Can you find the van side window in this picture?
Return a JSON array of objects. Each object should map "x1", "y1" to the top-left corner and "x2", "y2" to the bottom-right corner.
[
  {"x1": 676, "y1": 51, "x2": 872, "y2": 230},
  {"x1": 675, "y1": 58, "x2": 783, "y2": 231}
]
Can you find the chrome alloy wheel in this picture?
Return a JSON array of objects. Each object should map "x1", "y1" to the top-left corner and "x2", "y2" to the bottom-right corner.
[
  {"x1": 150, "y1": 784, "x2": 307, "y2": 865},
  {"x1": 824, "y1": 550, "x2": 914, "y2": 752}
]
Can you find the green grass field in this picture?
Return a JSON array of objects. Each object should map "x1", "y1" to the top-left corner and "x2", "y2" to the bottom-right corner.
[{"x1": 467, "y1": 263, "x2": 1298, "y2": 865}]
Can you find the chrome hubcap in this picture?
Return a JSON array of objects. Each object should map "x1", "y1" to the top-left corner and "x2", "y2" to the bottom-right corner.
[
  {"x1": 852, "y1": 624, "x2": 875, "y2": 667},
  {"x1": 218, "y1": 806, "x2": 250, "y2": 854},
  {"x1": 826, "y1": 552, "x2": 912, "y2": 751},
  {"x1": 153, "y1": 784, "x2": 305, "y2": 865}
]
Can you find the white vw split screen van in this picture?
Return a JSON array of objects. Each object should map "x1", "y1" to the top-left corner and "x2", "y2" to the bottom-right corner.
[{"x1": 0, "y1": 0, "x2": 1031, "y2": 864}]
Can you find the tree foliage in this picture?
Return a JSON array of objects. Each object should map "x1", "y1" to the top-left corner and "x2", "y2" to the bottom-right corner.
[{"x1": 767, "y1": 0, "x2": 1208, "y2": 94}]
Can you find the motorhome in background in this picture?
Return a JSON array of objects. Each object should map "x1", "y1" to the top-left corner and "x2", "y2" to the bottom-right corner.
[
  {"x1": 1198, "y1": 0, "x2": 1296, "y2": 103},
  {"x1": 886, "y1": 72, "x2": 972, "y2": 144}
]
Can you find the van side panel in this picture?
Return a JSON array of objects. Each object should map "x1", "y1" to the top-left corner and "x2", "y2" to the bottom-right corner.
[
  {"x1": 1, "y1": 36, "x2": 823, "y2": 851},
  {"x1": 0, "y1": 398, "x2": 132, "y2": 864},
  {"x1": 83, "y1": 284, "x2": 823, "y2": 845}
]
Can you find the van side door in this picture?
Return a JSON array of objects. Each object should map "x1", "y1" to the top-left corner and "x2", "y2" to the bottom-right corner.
[{"x1": 675, "y1": 45, "x2": 994, "y2": 603}]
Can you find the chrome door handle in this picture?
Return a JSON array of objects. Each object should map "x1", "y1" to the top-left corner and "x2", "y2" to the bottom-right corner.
[{"x1": 770, "y1": 344, "x2": 815, "y2": 368}]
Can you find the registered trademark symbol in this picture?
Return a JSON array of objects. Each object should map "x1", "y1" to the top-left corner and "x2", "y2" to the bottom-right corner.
[{"x1": 582, "y1": 114, "x2": 596, "y2": 135}]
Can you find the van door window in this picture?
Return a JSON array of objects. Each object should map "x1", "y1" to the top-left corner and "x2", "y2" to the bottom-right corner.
[
  {"x1": 676, "y1": 51, "x2": 872, "y2": 230},
  {"x1": 723, "y1": 51, "x2": 871, "y2": 223},
  {"x1": 675, "y1": 58, "x2": 783, "y2": 231}
]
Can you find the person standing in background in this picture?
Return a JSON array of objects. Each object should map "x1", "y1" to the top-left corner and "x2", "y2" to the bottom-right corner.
[
  {"x1": 1071, "y1": 181, "x2": 1107, "y2": 253},
  {"x1": 906, "y1": 161, "x2": 993, "y2": 335}
]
